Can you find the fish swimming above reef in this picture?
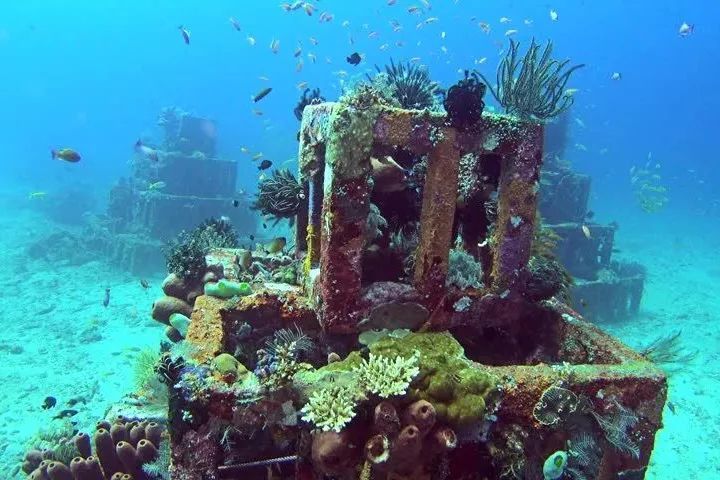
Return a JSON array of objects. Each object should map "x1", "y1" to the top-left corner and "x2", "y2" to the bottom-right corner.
[
  {"x1": 28, "y1": 191, "x2": 47, "y2": 200},
  {"x1": 229, "y1": 17, "x2": 241, "y2": 31},
  {"x1": 178, "y1": 25, "x2": 191, "y2": 45},
  {"x1": 103, "y1": 288, "x2": 110, "y2": 307},
  {"x1": 134, "y1": 139, "x2": 159, "y2": 161},
  {"x1": 264, "y1": 237, "x2": 287, "y2": 254},
  {"x1": 51, "y1": 148, "x2": 81, "y2": 163},
  {"x1": 41, "y1": 396, "x2": 56, "y2": 410},
  {"x1": 140, "y1": 279, "x2": 150, "y2": 289},
  {"x1": 371, "y1": 156, "x2": 408, "y2": 193},
  {"x1": 678, "y1": 22, "x2": 694, "y2": 37},
  {"x1": 52, "y1": 409, "x2": 78, "y2": 420},
  {"x1": 346, "y1": 52, "x2": 362, "y2": 65},
  {"x1": 258, "y1": 159, "x2": 273, "y2": 170},
  {"x1": 253, "y1": 87, "x2": 273, "y2": 102},
  {"x1": 148, "y1": 181, "x2": 167, "y2": 191}
]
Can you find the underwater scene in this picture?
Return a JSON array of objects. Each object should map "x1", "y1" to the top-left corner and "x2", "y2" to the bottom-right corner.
[{"x1": 0, "y1": 1, "x2": 718, "y2": 479}]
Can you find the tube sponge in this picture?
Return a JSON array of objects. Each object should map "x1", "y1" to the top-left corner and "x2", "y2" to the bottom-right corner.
[
  {"x1": 169, "y1": 313, "x2": 191, "y2": 337},
  {"x1": 203, "y1": 279, "x2": 252, "y2": 298}
]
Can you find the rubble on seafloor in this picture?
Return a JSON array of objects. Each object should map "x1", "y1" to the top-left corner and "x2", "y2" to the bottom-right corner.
[{"x1": 134, "y1": 86, "x2": 667, "y2": 480}]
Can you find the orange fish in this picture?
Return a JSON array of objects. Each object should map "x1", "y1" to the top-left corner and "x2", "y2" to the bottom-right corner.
[{"x1": 51, "y1": 148, "x2": 81, "y2": 163}]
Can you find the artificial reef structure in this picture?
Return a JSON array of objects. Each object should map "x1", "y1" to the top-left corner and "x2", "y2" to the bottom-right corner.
[
  {"x1": 102, "y1": 107, "x2": 255, "y2": 274},
  {"x1": 541, "y1": 117, "x2": 646, "y2": 322},
  {"x1": 147, "y1": 73, "x2": 667, "y2": 479}
]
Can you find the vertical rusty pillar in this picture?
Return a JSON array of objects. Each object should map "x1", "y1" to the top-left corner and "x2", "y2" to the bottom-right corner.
[
  {"x1": 413, "y1": 127, "x2": 460, "y2": 307},
  {"x1": 491, "y1": 123, "x2": 543, "y2": 293},
  {"x1": 306, "y1": 167, "x2": 324, "y2": 269},
  {"x1": 295, "y1": 179, "x2": 309, "y2": 256},
  {"x1": 318, "y1": 106, "x2": 374, "y2": 334}
]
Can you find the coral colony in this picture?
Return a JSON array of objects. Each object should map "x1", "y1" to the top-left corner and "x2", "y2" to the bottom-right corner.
[{"x1": 25, "y1": 43, "x2": 666, "y2": 480}]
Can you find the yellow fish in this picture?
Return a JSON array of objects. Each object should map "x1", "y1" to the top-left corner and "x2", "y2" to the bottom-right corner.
[{"x1": 264, "y1": 237, "x2": 287, "y2": 254}]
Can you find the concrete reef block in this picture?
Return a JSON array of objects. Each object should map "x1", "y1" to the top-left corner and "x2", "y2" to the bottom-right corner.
[
  {"x1": 186, "y1": 295, "x2": 227, "y2": 364},
  {"x1": 413, "y1": 127, "x2": 460, "y2": 308}
]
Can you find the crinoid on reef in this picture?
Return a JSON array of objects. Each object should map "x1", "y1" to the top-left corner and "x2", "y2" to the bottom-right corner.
[
  {"x1": 479, "y1": 38, "x2": 584, "y2": 121},
  {"x1": 444, "y1": 70, "x2": 487, "y2": 131},
  {"x1": 252, "y1": 168, "x2": 306, "y2": 227},
  {"x1": 369, "y1": 58, "x2": 441, "y2": 110}
]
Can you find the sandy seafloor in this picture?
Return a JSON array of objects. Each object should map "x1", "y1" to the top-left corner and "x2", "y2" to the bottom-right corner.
[{"x1": 0, "y1": 194, "x2": 718, "y2": 479}]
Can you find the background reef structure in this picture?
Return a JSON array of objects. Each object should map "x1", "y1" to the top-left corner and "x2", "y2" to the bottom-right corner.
[
  {"x1": 95, "y1": 107, "x2": 255, "y2": 275},
  {"x1": 161, "y1": 88, "x2": 666, "y2": 480}
]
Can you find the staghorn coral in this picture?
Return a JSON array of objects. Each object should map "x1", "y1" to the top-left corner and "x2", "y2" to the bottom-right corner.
[
  {"x1": 301, "y1": 385, "x2": 358, "y2": 432},
  {"x1": 252, "y1": 168, "x2": 305, "y2": 227},
  {"x1": 354, "y1": 352, "x2": 420, "y2": 398},
  {"x1": 369, "y1": 59, "x2": 441, "y2": 110},
  {"x1": 479, "y1": 38, "x2": 584, "y2": 121}
]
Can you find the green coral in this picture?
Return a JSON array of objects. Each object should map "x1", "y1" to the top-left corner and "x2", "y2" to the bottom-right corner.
[
  {"x1": 370, "y1": 332, "x2": 498, "y2": 426},
  {"x1": 300, "y1": 385, "x2": 358, "y2": 432},
  {"x1": 353, "y1": 352, "x2": 420, "y2": 398}
]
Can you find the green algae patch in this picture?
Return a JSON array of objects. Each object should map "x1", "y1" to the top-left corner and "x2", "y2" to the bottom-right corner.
[{"x1": 370, "y1": 332, "x2": 499, "y2": 426}]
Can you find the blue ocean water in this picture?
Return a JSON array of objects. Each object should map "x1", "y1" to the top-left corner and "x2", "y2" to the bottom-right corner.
[{"x1": 1, "y1": 0, "x2": 718, "y2": 478}]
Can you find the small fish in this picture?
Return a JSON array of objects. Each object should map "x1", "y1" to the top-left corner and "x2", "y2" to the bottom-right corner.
[
  {"x1": 524, "y1": 19, "x2": 533, "y2": 25},
  {"x1": 294, "y1": 44, "x2": 302, "y2": 57},
  {"x1": 247, "y1": 35, "x2": 256, "y2": 46},
  {"x1": 52, "y1": 409, "x2": 78, "y2": 420},
  {"x1": 581, "y1": 225, "x2": 592, "y2": 240},
  {"x1": 134, "y1": 139, "x2": 158, "y2": 161},
  {"x1": 28, "y1": 192, "x2": 47, "y2": 199},
  {"x1": 258, "y1": 159, "x2": 273, "y2": 170},
  {"x1": 264, "y1": 237, "x2": 287, "y2": 254},
  {"x1": 252, "y1": 153, "x2": 264, "y2": 160},
  {"x1": 296, "y1": 60, "x2": 304, "y2": 72},
  {"x1": 387, "y1": 0, "x2": 397, "y2": 4},
  {"x1": 478, "y1": 22, "x2": 491, "y2": 34},
  {"x1": 253, "y1": 87, "x2": 273, "y2": 102},
  {"x1": 232, "y1": 199, "x2": 240, "y2": 207},
  {"x1": 585, "y1": 210, "x2": 595, "y2": 220},
  {"x1": 474, "y1": 57, "x2": 487, "y2": 65},
  {"x1": 303, "y1": 2, "x2": 316, "y2": 15},
  {"x1": 549, "y1": 9, "x2": 558, "y2": 21},
  {"x1": 574, "y1": 117, "x2": 585, "y2": 128},
  {"x1": 504, "y1": 29, "x2": 518, "y2": 36},
  {"x1": 178, "y1": 25, "x2": 190, "y2": 45},
  {"x1": 346, "y1": 52, "x2": 362, "y2": 65},
  {"x1": 51, "y1": 148, "x2": 81, "y2": 163},
  {"x1": 307, "y1": 52, "x2": 316, "y2": 63},
  {"x1": 575, "y1": 143, "x2": 587, "y2": 151},
  {"x1": 148, "y1": 181, "x2": 166, "y2": 191},
  {"x1": 229, "y1": 17, "x2": 241, "y2": 31},
  {"x1": 140, "y1": 279, "x2": 150, "y2": 289},
  {"x1": 270, "y1": 39, "x2": 280, "y2": 53},
  {"x1": 240, "y1": 146, "x2": 250, "y2": 154},
  {"x1": 103, "y1": 287, "x2": 111, "y2": 307},
  {"x1": 42, "y1": 396, "x2": 57, "y2": 410},
  {"x1": 667, "y1": 401, "x2": 676, "y2": 414},
  {"x1": 252, "y1": 109, "x2": 264, "y2": 116},
  {"x1": 408, "y1": 6, "x2": 421, "y2": 14},
  {"x1": 237, "y1": 250, "x2": 253, "y2": 270},
  {"x1": 499, "y1": 17, "x2": 511, "y2": 23},
  {"x1": 319, "y1": 12, "x2": 334, "y2": 23},
  {"x1": 564, "y1": 88, "x2": 579, "y2": 97},
  {"x1": 678, "y1": 22, "x2": 694, "y2": 37},
  {"x1": 309, "y1": 36, "x2": 319, "y2": 45},
  {"x1": 610, "y1": 72, "x2": 622, "y2": 80}
]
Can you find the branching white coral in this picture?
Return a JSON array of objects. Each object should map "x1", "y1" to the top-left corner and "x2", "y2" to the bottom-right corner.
[
  {"x1": 300, "y1": 385, "x2": 357, "y2": 432},
  {"x1": 354, "y1": 352, "x2": 420, "y2": 398}
]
